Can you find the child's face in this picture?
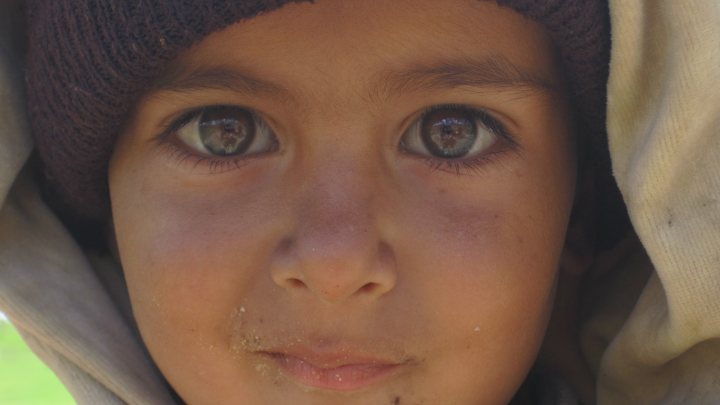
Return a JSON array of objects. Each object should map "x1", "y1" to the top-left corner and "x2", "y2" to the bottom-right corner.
[{"x1": 109, "y1": 0, "x2": 576, "y2": 403}]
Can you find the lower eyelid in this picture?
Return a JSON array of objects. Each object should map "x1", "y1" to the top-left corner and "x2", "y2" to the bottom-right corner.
[
  {"x1": 399, "y1": 106, "x2": 511, "y2": 156},
  {"x1": 159, "y1": 141, "x2": 261, "y2": 175},
  {"x1": 157, "y1": 105, "x2": 279, "y2": 162},
  {"x1": 400, "y1": 125, "x2": 519, "y2": 176},
  {"x1": 161, "y1": 137, "x2": 282, "y2": 175},
  {"x1": 427, "y1": 146, "x2": 516, "y2": 176}
]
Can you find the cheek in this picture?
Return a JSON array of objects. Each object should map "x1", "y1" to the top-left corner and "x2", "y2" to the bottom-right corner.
[
  {"x1": 397, "y1": 146, "x2": 573, "y2": 294},
  {"x1": 109, "y1": 167, "x2": 294, "y2": 398},
  {"x1": 112, "y1": 185, "x2": 276, "y2": 314},
  {"x1": 108, "y1": 149, "x2": 286, "y2": 356},
  {"x1": 400, "y1": 185, "x2": 563, "y2": 336},
  {"x1": 393, "y1": 154, "x2": 573, "y2": 399}
]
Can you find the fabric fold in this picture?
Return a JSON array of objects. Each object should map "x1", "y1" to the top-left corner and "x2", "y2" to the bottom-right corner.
[{"x1": 598, "y1": 1, "x2": 720, "y2": 403}]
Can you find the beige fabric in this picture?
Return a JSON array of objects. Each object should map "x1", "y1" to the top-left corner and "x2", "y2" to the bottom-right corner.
[
  {"x1": 0, "y1": 2, "x2": 174, "y2": 404},
  {"x1": 0, "y1": 1, "x2": 719, "y2": 404},
  {"x1": 597, "y1": 1, "x2": 720, "y2": 404}
]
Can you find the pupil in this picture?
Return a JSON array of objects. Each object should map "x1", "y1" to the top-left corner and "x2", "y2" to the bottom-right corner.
[
  {"x1": 421, "y1": 109, "x2": 477, "y2": 158},
  {"x1": 199, "y1": 107, "x2": 255, "y2": 156}
]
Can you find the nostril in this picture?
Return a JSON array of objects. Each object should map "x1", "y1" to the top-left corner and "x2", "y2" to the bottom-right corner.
[
  {"x1": 359, "y1": 282, "x2": 379, "y2": 294},
  {"x1": 288, "y1": 278, "x2": 306, "y2": 289}
]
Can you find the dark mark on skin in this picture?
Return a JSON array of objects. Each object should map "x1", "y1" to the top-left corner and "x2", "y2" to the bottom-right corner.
[{"x1": 392, "y1": 396, "x2": 401, "y2": 405}]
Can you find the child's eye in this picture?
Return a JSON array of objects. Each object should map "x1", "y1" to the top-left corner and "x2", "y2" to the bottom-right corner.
[
  {"x1": 173, "y1": 106, "x2": 277, "y2": 157},
  {"x1": 400, "y1": 105, "x2": 509, "y2": 162}
]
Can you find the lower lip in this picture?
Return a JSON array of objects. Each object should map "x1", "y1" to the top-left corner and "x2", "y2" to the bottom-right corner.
[{"x1": 267, "y1": 353, "x2": 401, "y2": 391}]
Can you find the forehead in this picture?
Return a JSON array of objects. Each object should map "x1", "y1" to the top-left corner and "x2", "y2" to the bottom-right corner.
[{"x1": 153, "y1": 0, "x2": 562, "y2": 108}]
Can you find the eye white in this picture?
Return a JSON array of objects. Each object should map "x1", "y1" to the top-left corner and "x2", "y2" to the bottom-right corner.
[
  {"x1": 401, "y1": 107, "x2": 498, "y2": 159},
  {"x1": 176, "y1": 107, "x2": 276, "y2": 156}
]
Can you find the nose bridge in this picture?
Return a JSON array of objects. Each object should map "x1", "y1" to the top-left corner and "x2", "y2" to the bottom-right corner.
[
  {"x1": 297, "y1": 120, "x2": 381, "y2": 254},
  {"x1": 297, "y1": 163, "x2": 380, "y2": 294},
  {"x1": 303, "y1": 159, "x2": 375, "y2": 235}
]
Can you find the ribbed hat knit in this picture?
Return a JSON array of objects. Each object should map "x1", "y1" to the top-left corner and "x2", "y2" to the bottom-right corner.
[{"x1": 25, "y1": 0, "x2": 623, "y2": 244}]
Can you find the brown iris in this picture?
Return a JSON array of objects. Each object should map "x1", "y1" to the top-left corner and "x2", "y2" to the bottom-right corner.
[
  {"x1": 420, "y1": 108, "x2": 477, "y2": 158},
  {"x1": 199, "y1": 106, "x2": 255, "y2": 156}
]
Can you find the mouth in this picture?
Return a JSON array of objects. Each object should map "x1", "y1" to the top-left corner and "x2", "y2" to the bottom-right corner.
[{"x1": 258, "y1": 347, "x2": 408, "y2": 391}]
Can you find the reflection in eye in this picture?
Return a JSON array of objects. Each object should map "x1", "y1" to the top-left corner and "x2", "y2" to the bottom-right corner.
[
  {"x1": 160, "y1": 103, "x2": 512, "y2": 175},
  {"x1": 401, "y1": 106, "x2": 504, "y2": 160},
  {"x1": 175, "y1": 106, "x2": 277, "y2": 157}
]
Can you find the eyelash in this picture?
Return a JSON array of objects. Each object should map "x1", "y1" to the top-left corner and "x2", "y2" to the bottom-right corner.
[
  {"x1": 402, "y1": 103, "x2": 518, "y2": 175},
  {"x1": 153, "y1": 108, "x2": 268, "y2": 174},
  {"x1": 152, "y1": 104, "x2": 519, "y2": 175}
]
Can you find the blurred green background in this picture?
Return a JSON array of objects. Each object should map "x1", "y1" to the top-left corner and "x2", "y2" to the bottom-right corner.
[{"x1": 0, "y1": 314, "x2": 74, "y2": 405}]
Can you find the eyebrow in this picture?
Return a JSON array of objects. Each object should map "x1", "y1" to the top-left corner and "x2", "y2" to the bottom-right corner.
[
  {"x1": 150, "y1": 54, "x2": 555, "y2": 104},
  {"x1": 370, "y1": 54, "x2": 555, "y2": 101},
  {"x1": 151, "y1": 64, "x2": 290, "y2": 98}
]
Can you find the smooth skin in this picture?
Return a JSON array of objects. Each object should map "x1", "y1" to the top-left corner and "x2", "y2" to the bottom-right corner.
[{"x1": 110, "y1": 0, "x2": 577, "y2": 404}]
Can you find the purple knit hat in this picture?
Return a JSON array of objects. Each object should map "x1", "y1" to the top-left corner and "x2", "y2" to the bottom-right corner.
[{"x1": 25, "y1": 0, "x2": 622, "y2": 243}]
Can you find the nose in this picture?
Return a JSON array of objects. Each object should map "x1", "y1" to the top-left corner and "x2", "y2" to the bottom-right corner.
[{"x1": 270, "y1": 167, "x2": 397, "y2": 303}]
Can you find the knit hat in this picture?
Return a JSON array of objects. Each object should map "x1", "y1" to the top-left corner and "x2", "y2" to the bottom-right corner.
[{"x1": 25, "y1": 0, "x2": 623, "y2": 245}]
